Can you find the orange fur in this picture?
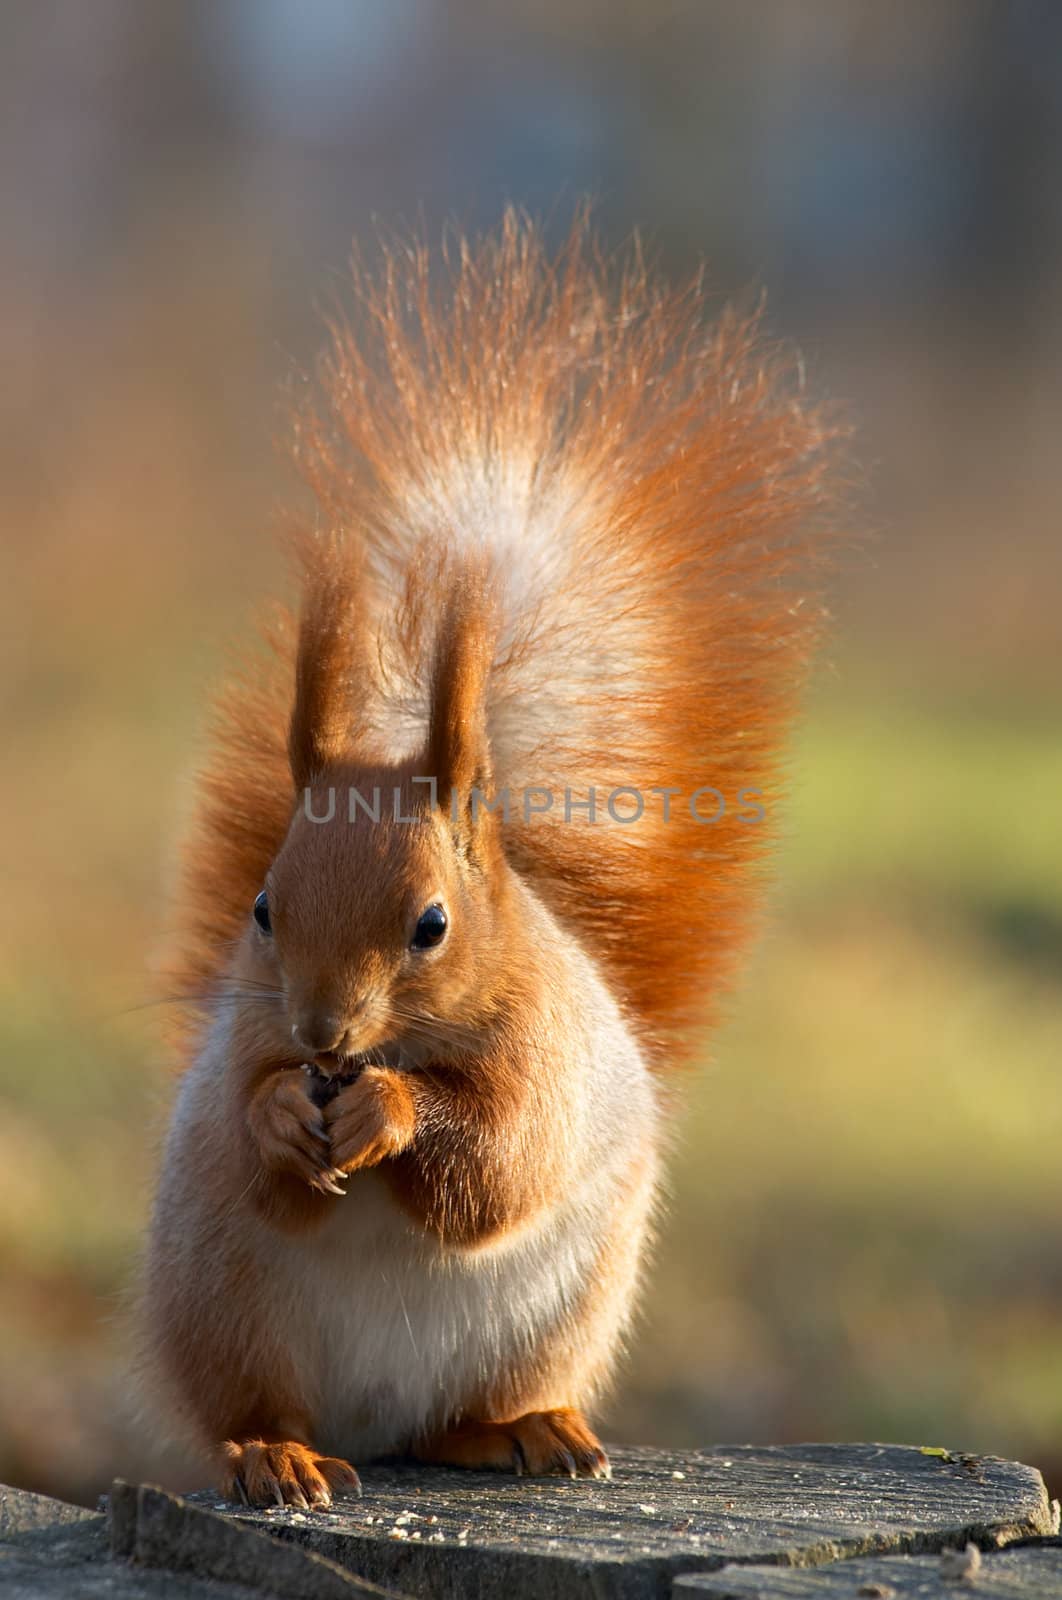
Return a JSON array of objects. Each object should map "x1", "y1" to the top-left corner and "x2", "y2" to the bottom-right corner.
[
  {"x1": 413, "y1": 1408, "x2": 610, "y2": 1479},
  {"x1": 220, "y1": 1439, "x2": 360, "y2": 1511},
  {"x1": 169, "y1": 210, "x2": 842, "y2": 1064},
  {"x1": 142, "y1": 213, "x2": 844, "y2": 1503}
]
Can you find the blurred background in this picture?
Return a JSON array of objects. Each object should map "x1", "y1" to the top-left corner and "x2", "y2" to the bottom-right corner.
[{"x1": 1, "y1": 0, "x2": 1060, "y2": 1508}]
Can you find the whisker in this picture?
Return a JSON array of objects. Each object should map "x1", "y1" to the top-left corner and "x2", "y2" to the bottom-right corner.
[
  {"x1": 387, "y1": 1002, "x2": 479, "y2": 1042},
  {"x1": 153, "y1": 968, "x2": 284, "y2": 996},
  {"x1": 112, "y1": 988, "x2": 285, "y2": 1020},
  {"x1": 399, "y1": 1018, "x2": 478, "y2": 1053}
]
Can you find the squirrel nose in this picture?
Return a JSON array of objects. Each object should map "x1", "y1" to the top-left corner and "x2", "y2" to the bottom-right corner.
[{"x1": 291, "y1": 1011, "x2": 346, "y2": 1056}]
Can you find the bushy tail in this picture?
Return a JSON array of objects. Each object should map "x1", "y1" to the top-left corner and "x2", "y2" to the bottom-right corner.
[{"x1": 173, "y1": 212, "x2": 846, "y2": 1064}]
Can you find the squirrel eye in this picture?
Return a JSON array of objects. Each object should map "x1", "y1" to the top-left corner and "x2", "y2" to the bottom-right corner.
[
  {"x1": 253, "y1": 890, "x2": 272, "y2": 936},
  {"x1": 411, "y1": 903, "x2": 447, "y2": 950}
]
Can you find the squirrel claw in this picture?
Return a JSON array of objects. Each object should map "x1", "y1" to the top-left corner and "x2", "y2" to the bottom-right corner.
[{"x1": 312, "y1": 1170, "x2": 347, "y2": 1197}]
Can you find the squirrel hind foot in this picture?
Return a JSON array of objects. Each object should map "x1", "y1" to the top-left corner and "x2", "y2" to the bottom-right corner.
[
  {"x1": 219, "y1": 1438, "x2": 361, "y2": 1509},
  {"x1": 413, "y1": 1407, "x2": 611, "y2": 1480}
]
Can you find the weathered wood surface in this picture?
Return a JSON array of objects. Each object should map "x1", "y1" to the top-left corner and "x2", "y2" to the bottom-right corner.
[
  {"x1": 2, "y1": 1445, "x2": 1059, "y2": 1600},
  {"x1": 674, "y1": 1541, "x2": 1062, "y2": 1598},
  {"x1": 0, "y1": 1484, "x2": 262, "y2": 1600},
  {"x1": 111, "y1": 1481, "x2": 399, "y2": 1596},
  {"x1": 0, "y1": 1481, "x2": 102, "y2": 1537},
  {"x1": 0, "y1": 1482, "x2": 397, "y2": 1600},
  {"x1": 187, "y1": 1443, "x2": 1056, "y2": 1599}
]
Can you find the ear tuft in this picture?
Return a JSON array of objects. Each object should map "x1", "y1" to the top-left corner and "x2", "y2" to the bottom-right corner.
[
  {"x1": 287, "y1": 533, "x2": 370, "y2": 790},
  {"x1": 427, "y1": 571, "x2": 497, "y2": 837}
]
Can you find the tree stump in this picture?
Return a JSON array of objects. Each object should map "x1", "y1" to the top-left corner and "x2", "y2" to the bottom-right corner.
[{"x1": 4, "y1": 1443, "x2": 1060, "y2": 1598}]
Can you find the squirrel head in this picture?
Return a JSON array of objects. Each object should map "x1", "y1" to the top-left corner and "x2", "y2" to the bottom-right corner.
[{"x1": 243, "y1": 560, "x2": 513, "y2": 1070}]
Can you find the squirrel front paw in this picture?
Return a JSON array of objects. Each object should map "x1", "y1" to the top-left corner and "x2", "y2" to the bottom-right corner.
[
  {"x1": 325, "y1": 1066, "x2": 417, "y2": 1175},
  {"x1": 246, "y1": 1070, "x2": 350, "y2": 1196}
]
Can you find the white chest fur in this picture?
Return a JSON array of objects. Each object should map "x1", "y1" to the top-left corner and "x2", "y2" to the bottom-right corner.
[{"x1": 266, "y1": 1168, "x2": 602, "y2": 1461}]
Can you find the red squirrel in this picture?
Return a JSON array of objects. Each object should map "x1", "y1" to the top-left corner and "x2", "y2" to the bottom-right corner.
[{"x1": 141, "y1": 213, "x2": 840, "y2": 1508}]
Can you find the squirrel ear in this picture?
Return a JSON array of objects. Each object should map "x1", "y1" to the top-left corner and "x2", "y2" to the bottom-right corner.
[
  {"x1": 427, "y1": 576, "x2": 495, "y2": 838},
  {"x1": 288, "y1": 544, "x2": 369, "y2": 791}
]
